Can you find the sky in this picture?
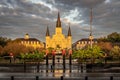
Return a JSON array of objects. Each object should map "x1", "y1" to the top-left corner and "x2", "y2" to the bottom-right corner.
[{"x1": 0, "y1": 0, "x2": 120, "y2": 43}]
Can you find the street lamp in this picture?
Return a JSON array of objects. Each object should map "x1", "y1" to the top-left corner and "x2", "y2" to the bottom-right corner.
[
  {"x1": 69, "y1": 49, "x2": 72, "y2": 73},
  {"x1": 69, "y1": 49, "x2": 72, "y2": 65},
  {"x1": 52, "y1": 50, "x2": 55, "y2": 66},
  {"x1": 62, "y1": 49, "x2": 66, "y2": 73},
  {"x1": 45, "y1": 49, "x2": 49, "y2": 66}
]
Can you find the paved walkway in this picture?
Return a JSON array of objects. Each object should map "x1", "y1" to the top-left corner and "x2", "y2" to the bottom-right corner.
[
  {"x1": 0, "y1": 72, "x2": 120, "y2": 80},
  {"x1": 0, "y1": 58, "x2": 120, "y2": 80}
]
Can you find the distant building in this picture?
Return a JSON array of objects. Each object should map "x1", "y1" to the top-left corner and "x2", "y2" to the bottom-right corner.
[
  {"x1": 45, "y1": 12, "x2": 72, "y2": 50},
  {"x1": 15, "y1": 33, "x2": 45, "y2": 49},
  {"x1": 73, "y1": 38, "x2": 98, "y2": 50}
]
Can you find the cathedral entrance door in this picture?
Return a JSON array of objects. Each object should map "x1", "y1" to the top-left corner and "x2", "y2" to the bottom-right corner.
[{"x1": 54, "y1": 50, "x2": 63, "y2": 70}]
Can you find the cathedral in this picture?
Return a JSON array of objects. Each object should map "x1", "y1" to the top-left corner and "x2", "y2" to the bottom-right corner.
[{"x1": 45, "y1": 13, "x2": 72, "y2": 50}]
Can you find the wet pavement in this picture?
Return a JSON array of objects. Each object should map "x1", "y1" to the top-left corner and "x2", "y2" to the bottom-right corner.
[
  {"x1": 0, "y1": 72, "x2": 120, "y2": 80},
  {"x1": 0, "y1": 59, "x2": 120, "y2": 80}
]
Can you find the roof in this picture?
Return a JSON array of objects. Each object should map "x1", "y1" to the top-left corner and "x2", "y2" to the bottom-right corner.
[
  {"x1": 15, "y1": 38, "x2": 41, "y2": 42},
  {"x1": 75, "y1": 38, "x2": 98, "y2": 43},
  {"x1": 79, "y1": 38, "x2": 98, "y2": 41}
]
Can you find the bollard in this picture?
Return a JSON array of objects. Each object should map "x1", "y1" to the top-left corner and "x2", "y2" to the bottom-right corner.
[
  {"x1": 36, "y1": 76, "x2": 39, "y2": 80},
  {"x1": 69, "y1": 54, "x2": 72, "y2": 65},
  {"x1": 24, "y1": 63, "x2": 26, "y2": 72},
  {"x1": 69, "y1": 66, "x2": 71, "y2": 73},
  {"x1": 10, "y1": 58, "x2": 12, "y2": 63},
  {"x1": 85, "y1": 76, "x2": 88, "y2": 80},
  {"x1": 37, "y1": 63, "x2": 39, "y2": 73},
  {"x1": 11, "y1": 76, "x2": 14, "y2": 80},
  {"x1": 46, "y1": 65, "x2": 48, "y2": 73},
  {"x1": 61, "y1": 76, "x2": 63, "y2": 80},
  {"x1": 110, "y1": 76, "x2": 113, "y2": 80},
  {"x1": 46, "y1": 55, "x2": 48, "y2": 65},
  {"x1": 52, "y1": 55, "x2": 55, "y2": 66}
]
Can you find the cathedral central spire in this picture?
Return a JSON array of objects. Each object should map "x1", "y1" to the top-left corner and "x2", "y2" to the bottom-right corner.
[
  {"x1": 56, "y1": 12, "x2": 61, "y2": 27},
  {"x1": 46, "y1": 26, "x2": 50, "y2": 36}
]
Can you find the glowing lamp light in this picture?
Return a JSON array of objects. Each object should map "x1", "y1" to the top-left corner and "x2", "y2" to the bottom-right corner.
[
  {"x1": 69, "y1": 49, "x2": 72, "y2": 55},
  {"x1": 45, "y1": 49, "x2": 49, "y2": 56},
  {"x1": 52, "y1": 50, "x2": 56, "y2": 56},
  {"x1": 10, "y1": 53, "x2": 13, "y2": 58},
  {"x1": 62, "y1": 49, "x2": 66, "y2": 55}
]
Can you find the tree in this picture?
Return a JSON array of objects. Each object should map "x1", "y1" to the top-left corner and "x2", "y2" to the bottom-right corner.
[
  {"x1": 98, "y1": 37, "x2": 108, "y2": 42},
  {"x1": 86, "y1": 45, "x2": 104, "y2": 63},
  {"x1": 97, "y1": 42, "x2": 112, "y2": 55},
  {"x1": 47, "y1": 47, "x2": 54, "y2": 56},
  {"x1": 0, "y1": 37, "x2": 11, "y2": 47},
  {"x1": 72, "y1": 45, "x2": 103, "y2": 64},
  {"x1": 107, "y1": 32, "x2": 120, "y2": 43},
  {"x1": 110, "y1": 46, "x2": 120, "y2": 61},
  {"x1": 98, "y1": 32, "x2": 120, "y2": 43},
  {"x1": 0, "y1": 45, "x2": 3, "y2": 55},
  {"x1": 2, "y1": 41, "x2": 34, "y2": 57},
  {"x1": 72, "y1": 49, "x2": 86, "y2": 63},
  {"x1": 20, "y1": 51, "x2": 44, "y2": 61}
]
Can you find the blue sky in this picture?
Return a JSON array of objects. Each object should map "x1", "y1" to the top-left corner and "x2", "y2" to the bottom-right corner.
[{"x1": 0, "y1": 0, "x2": 120, "y2": 42}]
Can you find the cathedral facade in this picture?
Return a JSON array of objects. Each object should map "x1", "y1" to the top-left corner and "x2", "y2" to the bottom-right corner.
[{"x1": 45, "y1": 13, "x2": 72, "y2": 50}]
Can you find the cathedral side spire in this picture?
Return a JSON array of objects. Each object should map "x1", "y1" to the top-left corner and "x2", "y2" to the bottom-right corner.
[
  {"x1": 68, "y1": 24, "x2": 71, "y2": 36},
  {"x1": 56, "y1": 12, "x2": 61, "y2": 27},
  {"x1": 46, "y1": 26, "x2": 50, "y2": 36}
]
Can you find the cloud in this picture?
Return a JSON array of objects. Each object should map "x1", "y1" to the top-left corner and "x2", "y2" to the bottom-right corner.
[
  {"x1": 55, "y1": 0, "x2": 106, "y2": 8},
  {"x1": 0, "y1": 0, "x2": 120, "y2": 42},
  {"x1": 62, "y1": 8, "x2": 84, "y2": 24}
]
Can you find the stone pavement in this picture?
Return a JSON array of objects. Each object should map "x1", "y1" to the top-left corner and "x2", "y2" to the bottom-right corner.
[
  {"x1": 0, "y1": 72, "x2": 120, "y2": 80},
  {"x1": 0, "y1": 58, "x2": 120, "y2": 80}
]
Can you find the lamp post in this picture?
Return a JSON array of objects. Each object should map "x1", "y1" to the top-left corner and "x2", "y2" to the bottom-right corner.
[
  {"x1": 52, "y1": 50, "x2": 55, "y2": 66},
  {"x1": 9, "y1": 53, "x2": 13, "y2": 63},
  {"x1": 45, "y1": 49, "x2": 49, "y2": 66},
  {"x1": 69, "y1": 49, "x2": 72, "y2": 73},
  {"x1": 62, "y1": 49, "x2": 66, "y2": 73},
  {"x1": 51, "y1": 50, "x2": 55, "y2": 73},
  {"x1": 69, "y1": 49, "x2": 72, "y2": 65}
]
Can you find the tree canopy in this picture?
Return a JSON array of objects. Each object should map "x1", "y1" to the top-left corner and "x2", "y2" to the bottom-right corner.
[
  {"x1": 72, "y1": 45, "x2": 104, "y2": 63},
  {"x1": 98, "y1": 32, "x2": 120, "y2": 43},
  {"x1": 0, "y1": 37, "x2": 11, "y2": 47},
  {"x1": 110, "y1": 46, "x2": 120, "y2": 60}
]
